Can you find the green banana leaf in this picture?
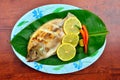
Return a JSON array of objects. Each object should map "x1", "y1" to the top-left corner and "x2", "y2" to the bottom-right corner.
[{"x1": 11, "y1": 9, "x2": 108, "y2": 65}]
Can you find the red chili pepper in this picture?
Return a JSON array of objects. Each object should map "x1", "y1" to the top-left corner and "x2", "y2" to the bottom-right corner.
[{"x1": 80, "y1": 25, "x2": 89, "y2": 53}]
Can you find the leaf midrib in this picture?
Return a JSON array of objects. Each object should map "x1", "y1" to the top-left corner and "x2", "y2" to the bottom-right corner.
[{"x1": 89, "y1": 31, "x2": 109, "y2": 37}]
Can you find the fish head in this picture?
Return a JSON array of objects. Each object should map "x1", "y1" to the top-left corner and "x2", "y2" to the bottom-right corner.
[{"x1": 27, "y1": 44, "x2": 45, "y2": 62}]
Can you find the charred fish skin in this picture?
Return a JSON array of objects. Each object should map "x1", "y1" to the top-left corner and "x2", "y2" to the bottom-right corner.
[{"x1": 27, "y1": 19, "x2": 65, "y2": 62}]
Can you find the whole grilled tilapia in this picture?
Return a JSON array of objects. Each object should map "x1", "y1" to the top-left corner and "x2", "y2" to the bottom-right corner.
[{"x1": 27, "y1": 19, "x2": 65, "y2": 61}]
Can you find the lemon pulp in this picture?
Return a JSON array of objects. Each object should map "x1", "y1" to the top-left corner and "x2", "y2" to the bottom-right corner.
[
  {"x1": 57, "y1": 43, "x2": 76, "y2": 61},
  {"x1": 63, "y1": 17, "x2": 82, "y2": 34},
  {"x1": 62, "y1": 33, "x2": 79, "y2": 47}
]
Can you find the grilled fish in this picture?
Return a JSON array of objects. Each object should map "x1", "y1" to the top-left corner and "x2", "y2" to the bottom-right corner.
[{"x1": 27, "y1": 19, "x2": 65, "y2": 61}]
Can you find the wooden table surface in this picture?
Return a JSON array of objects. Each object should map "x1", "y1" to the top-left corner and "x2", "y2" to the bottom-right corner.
[{"x1": 0, "y1": 0, "x2": 120, "y2": 80}]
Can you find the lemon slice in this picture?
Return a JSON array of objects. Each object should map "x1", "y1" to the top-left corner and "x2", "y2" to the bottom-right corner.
[
  {"x1": 62, "y1": 33, "x2": 79, "y2": 47},
  {"x1": 63, "y1": 17, "x2": 82, "y2": 34},
  {"x1": 57, "y1": 43, "x2": 76, "y2": 61}
]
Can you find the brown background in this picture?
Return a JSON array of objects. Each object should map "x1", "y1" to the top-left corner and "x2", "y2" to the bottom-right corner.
[{"x1": 0, "y1": 0, "x2": 120, "y2": 80}]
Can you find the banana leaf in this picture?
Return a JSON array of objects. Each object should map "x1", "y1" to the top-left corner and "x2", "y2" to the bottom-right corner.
[{"x1": 11, "y1": 9, "x2": 108, "y2": 65}]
